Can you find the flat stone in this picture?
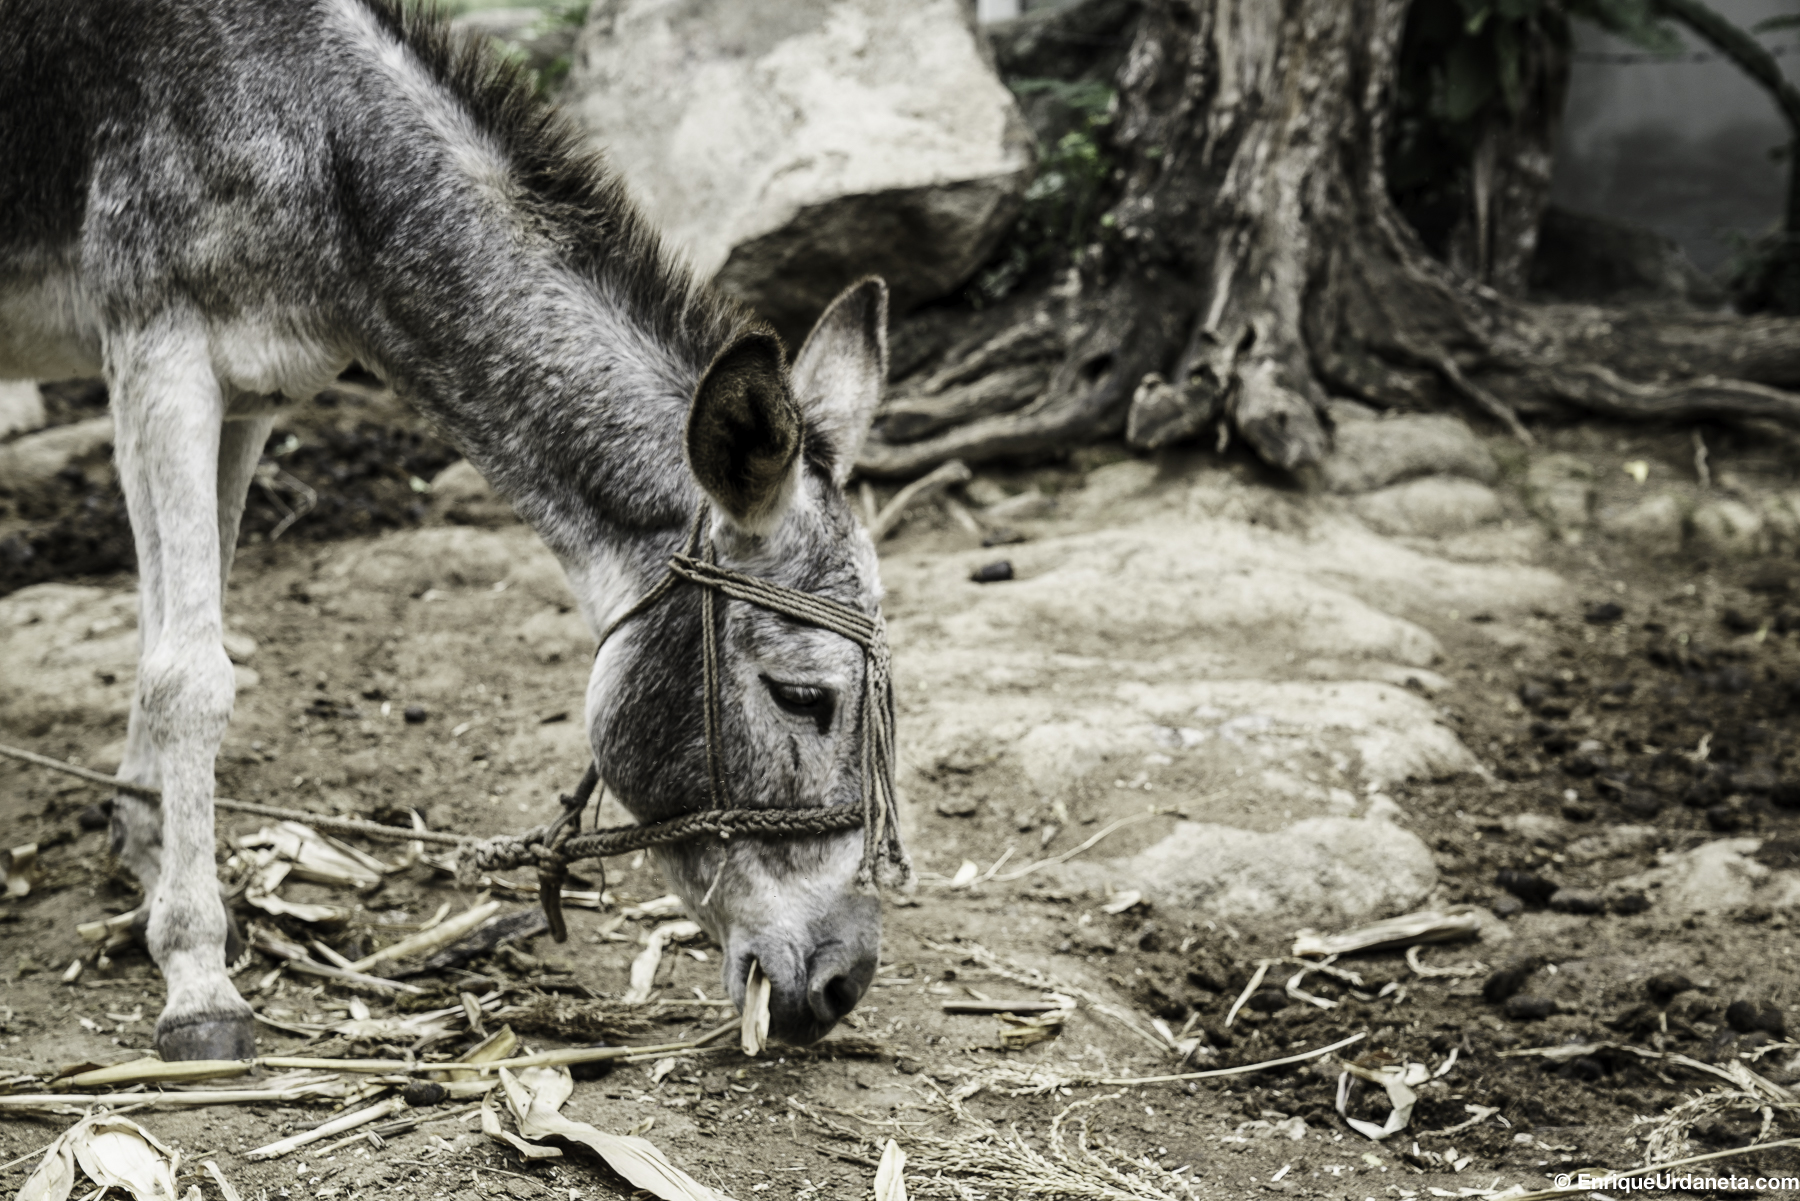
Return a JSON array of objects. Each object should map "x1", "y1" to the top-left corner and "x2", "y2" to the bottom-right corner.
[
  {"x1": 1613, "y1": 838, "x2": 1800, "y2": 915},
  {"x1": 1320, "y1": 414, "x2": 1498, "y2": 494},
  {"x1": 1352, "y1": 477, "x2": 1503, "y2": 537},
  {"x1": 1077, "y1": 815, "x2": 1437, "y2": 930},
  {"x1": 1597, "y1": 493, "x2": 1684, "y2": 552},
  {"x1": 1690, "y1": 499, "x2": 1766, "y2": 558}
]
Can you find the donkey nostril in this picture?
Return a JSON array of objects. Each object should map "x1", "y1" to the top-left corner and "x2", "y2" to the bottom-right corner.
[{"x1": 812, "y1": 973, "x2": 863, "y2": 1023}]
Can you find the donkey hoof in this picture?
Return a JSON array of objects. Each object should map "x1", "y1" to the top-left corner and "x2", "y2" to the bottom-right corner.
[{"x1": 155, "y1": 1011, "x2": 256, "y2": 1062}]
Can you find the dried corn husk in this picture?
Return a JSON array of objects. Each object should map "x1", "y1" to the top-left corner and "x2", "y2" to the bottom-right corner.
[
  {"x1": 1100, "y1": 890, "x2": 1143, "y2": 915},
  {"x1": 202, "y1": 1161, "x2": 242, "y2": 1201},
  {"x1": 246, "y1": 1094, "x2": 408, "y2": 1160},
  {"x1": 77, "y1": 910, "x2": 139, "y2": 944},
  {"x1": 624, "y1": 921, "x2": 703, "y2": 1005},
  {"x1": 347, "y1": 899, "x2": 501, "y2": 972},
  {"x1": 873, "y1": 1139, "x2": 907, "y2": 1201},
  {"x1": 998, "y1": 1010, "x2": 1065, "y2": 1051},
  {"x1": 18, "y1": 1113, "x2": 182, "y2": 1201},
  {"x1": 450, "y1": 1025, "x2": 519, "y2": 1082},
  {"x1": 237, "y1": 823, "x2": 382, "y2": 888},
  {"x1": 1335, "y1": 1060, "x2": 1429, "y2": 1140},
  {"x1": 500, "y1": 1067, "x2": 732, "y2": 1200},
  {"x1": 741, "y1": 962, "x2": 772, "y2": 1057},
  {"x1": 621, "y1": 895, "x2": 686, "y2": 920},
  {"x1": 481, "y1": 1092, "x2": 563, "y2": 1159},
  {"x1": 1292, "y1": 907, "x2": 1482, "y2": 958},
  {"x1": 56, "y1": 1058, "x2": 250, "y2": 1089},
  {"x1": 2, "y1": 842, "x2": 38, "y2": 898}
]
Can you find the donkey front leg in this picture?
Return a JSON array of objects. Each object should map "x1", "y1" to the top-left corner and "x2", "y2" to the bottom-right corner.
[{"x1": 109, "y1": 322, "x2": 255, "y2": 1061}]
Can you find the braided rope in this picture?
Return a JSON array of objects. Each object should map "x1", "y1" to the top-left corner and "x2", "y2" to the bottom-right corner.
[{"x1": 460, "y1": 803, "x2": 866, "y2": 883}]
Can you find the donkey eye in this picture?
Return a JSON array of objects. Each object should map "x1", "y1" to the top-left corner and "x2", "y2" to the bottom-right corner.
[{"x1": 765, "y1": 678, "x2": 835, "y2": 732}]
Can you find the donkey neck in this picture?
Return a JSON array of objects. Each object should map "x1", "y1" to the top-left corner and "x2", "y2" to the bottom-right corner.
[{"x1": 350, "y1": 200, "x2": 749, "y2": 633}]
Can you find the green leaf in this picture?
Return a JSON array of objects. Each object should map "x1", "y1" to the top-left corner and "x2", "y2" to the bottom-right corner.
[{"x1": 1440, "y1": 37, "x2": 1498, "y2": 124}]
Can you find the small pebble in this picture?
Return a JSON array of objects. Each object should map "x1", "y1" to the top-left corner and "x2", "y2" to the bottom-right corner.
[
  {"x1": 1560, "y1": 798, "x2": 1596, "y2": 822},
  {"x1": 1549, "y1": 888, "x2": 1605, "y2": 916},
  {"x1": 1490, "y1": 894, "x2": 1524, "y2": 919},
  {"x1": 402, "y1": 1080, "x2": 448, "y2": 1107},
  {"x1": 970, "y1": 560, "x2": 1014, "y2": 583},
  {"x1": 1584, "y1": 601, "x2": 1624, "y2": 624},
  {"x1": 1621, "y1": 791, "x2": 1663, "y2": 819},
  {"x1": 1518, "y1": 682, "x2": 1549, "y2": 709},
  {"x1": 1645, "y1": 972, "x2": 1694, "y2": 1005},
  {"x1": 1725, "y1": 1000, "x2": 1786, "y2": 1037},
  {"x1": 1496, "y1": 869, "x2": 1558, "y2": 907},
  {"x1": 1246, "y1": 988, "x2": 1289, "y2": 1013},
  {"x1": 1611, "y1": 891, "x2": 1651, "y2": 915},
  {"x1": 404, "y1": 704, "x2": 428, "y2": 724},
  {"x1": 1562, "y1": 1056, "x2": 1605, "y2": 1082},
  {"x1": 1483, "y1": 957, "x2": 1542, "y2": 1004},
  {"x1": 77, "y1": 801, "x2": 113, "y2": 831},
  {"x1": 1503, "y1": 995, "x2": 1558, "y2": 1021},
  {"x1": 935, "y1": 797, "x2": 979, "y2": 818}
]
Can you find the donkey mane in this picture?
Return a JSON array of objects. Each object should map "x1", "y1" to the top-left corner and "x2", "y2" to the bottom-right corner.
[{"x1": 357, "y1": 0, "x2": 752, "y2": 377}]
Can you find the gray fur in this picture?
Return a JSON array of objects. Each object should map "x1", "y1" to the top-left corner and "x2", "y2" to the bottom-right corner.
[{"x1": 1, "y1": 0, "x2": 896, "y2": 1053}]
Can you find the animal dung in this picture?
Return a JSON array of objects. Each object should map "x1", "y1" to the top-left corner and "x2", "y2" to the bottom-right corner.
[
  {"x1": 402, "y1": 1080, "x2": 449, "y2": 1107},
  {"x1": 742, "y1": 961, "x2": 772, "y2": 1057}
]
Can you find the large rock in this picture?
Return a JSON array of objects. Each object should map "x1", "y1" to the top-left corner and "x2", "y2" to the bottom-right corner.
[
  {"x1": 0, "y1": 381, "x2": 46, "y2": 439},
  {"x1": 566, "y1": 0, "x2": 1034, "y2": 339}
]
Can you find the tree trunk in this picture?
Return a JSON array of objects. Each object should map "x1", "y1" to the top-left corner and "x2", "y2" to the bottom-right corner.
[
  {"x1": 855, "y1": 0, "x2": 1800, "y2": 479},
  {"x1": 1443, "y1": 24, "x2": 1568, "y2": 298}
]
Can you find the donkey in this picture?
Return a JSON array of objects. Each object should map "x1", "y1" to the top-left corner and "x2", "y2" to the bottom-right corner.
[{"x1": 0, "y1": 0, "x2": 907, "y2": 1060}]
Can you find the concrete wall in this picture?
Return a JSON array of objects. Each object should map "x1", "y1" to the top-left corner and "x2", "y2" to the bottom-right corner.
[{"x1": 1551, "y1": 0, "x2": 1793, "y2": 274}]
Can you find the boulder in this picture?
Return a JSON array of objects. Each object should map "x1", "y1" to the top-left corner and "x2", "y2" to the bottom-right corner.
[
  {"x1": 1352, "y1": 477, "x2": 1502, "y2": 537},
  {"x1": 565, "y1": 0, "x2": 1034, "y2": 340},
  {"x1": 0, "y1": 381, "x2": 46, "y2": 439},
  {"x1": 1319, "y1": 414, "x2": 1498, "y2": 494}
]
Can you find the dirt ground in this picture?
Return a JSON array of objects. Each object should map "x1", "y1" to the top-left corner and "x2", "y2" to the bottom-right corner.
[{"x1": 5, "y1": 403, "x2": 1800, "y2": 1200}]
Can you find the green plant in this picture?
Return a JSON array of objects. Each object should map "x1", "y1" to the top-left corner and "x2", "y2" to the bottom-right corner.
[{"x1": 969, "y1": 79, "x2": 1117, "y2": 306}]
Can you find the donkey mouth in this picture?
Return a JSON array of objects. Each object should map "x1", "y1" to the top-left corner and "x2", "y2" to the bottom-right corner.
[{"x1": 729, "y1": 938, "x2": 877, "y2": 1046}]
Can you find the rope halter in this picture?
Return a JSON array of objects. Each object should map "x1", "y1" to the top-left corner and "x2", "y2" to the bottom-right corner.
[{"x1": 459, "y1": 505, "x2": 912, "y2": 939}]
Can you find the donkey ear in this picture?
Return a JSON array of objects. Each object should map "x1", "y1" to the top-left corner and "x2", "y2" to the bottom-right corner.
[
  {"x1": 686, "y1": 331, "x2": 802, "y2": 535},
  {"x1": 790, "y1": 278, "x2": 888, "y2": 487}
]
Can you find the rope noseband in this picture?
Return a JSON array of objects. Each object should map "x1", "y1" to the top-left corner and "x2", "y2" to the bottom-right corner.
[{"x1": 460, "y1": 506, "x2": 911, "y2": 939}]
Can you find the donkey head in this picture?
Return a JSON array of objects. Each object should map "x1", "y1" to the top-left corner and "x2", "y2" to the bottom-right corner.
[{"x1": 588, "y1": 279, "x2": 899, "y2": 1045}]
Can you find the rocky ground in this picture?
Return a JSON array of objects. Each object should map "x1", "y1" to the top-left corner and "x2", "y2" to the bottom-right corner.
[{"x1": 4, "y1": 393, "x2": 1800, "y2": 1200}]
